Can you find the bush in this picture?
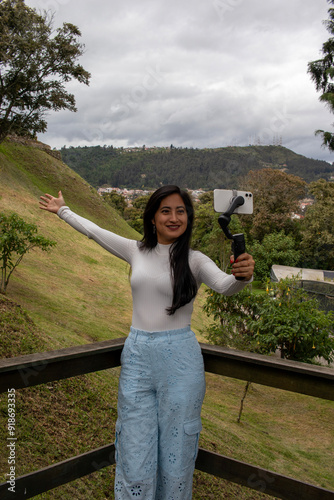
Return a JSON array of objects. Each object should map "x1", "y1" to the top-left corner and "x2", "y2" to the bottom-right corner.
[
  {"x1": 203, "y1": 286, "x2": 263, "y2": 352},
  {"x1": 203, "y1": 277, "x2": 334, "y2": 364},
  {"x1": 250, "y1": 231, "x2": 300, "y2": 283},
  {"x1": 0, "y1": 212, "x2": 56, "y2": 293},
  {"x1": 251, "y1": 278, "x2": 334, "y2": 363}
]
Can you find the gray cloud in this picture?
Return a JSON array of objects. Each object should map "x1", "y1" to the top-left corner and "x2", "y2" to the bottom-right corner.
[{"x1": 25, "y1": 0, "x2": 334, "y2": 163}]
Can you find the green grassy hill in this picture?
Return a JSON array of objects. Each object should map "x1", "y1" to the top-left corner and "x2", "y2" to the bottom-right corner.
[
  {"x1": 0, "y1": 138, "x2": 333, "y2": 499},
  {"x1": 0, "y1": 137, "x2": 139, "y2": 346}
]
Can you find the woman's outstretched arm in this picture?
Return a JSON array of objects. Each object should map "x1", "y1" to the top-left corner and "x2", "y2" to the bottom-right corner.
[{"x1": 39, "y1": 190, "x2": 136, "y2": 263}]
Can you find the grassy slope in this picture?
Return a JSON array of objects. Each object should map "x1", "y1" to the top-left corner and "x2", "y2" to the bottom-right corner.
[
  {"x1": 0, "y1": 139, "x2": 209, "y2": 345},
  {"x1": 0, "y1": 139, "x2": 138, "y2": 344},
  {"x1": 0, "y1": 139, "x2": 333, "y2": 499}
]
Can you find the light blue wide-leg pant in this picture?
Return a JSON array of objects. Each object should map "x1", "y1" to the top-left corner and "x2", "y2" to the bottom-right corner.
[{"x1": 114, "y1": 326, "x2": 206, "y2": 500}]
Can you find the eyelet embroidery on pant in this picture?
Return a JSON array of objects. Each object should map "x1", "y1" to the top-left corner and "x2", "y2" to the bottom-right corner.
[
  {"x1": 126, "y1": 352, "x2": 136, "y2": 364},
  {"x1": 171, "y1": 426, "x2": 179, "y2": 437},
  {"x1": 115, "y1": 480, "x2": 123, "y2": 493},
  {"x1": 156, "y1": 473, "x2": 192, "y2": 500},
  {"x1": 178, "y1": 480, "x2": 186, "y2": 492},
  {"x1": 193, "y1": 397, "x2": 202, "y2": 410},
  {"x1": 162, "y1": 347, "x2": 173, "y2": 360},
  {"x1": 130, "y1": 485, "x2": 142, "y2": 496},
  {"x1": 144, "y1": 458, "x2": 156, "y2": 475},
  {"x1": 167, "y1": 374, "x2": 177, "y2": 386},
  {"x1": 121, "y1": 404, "x2": 129, "y2": 414},
  {"x1": 170, "y1": 402, "x2": 180, "y2": 413}
]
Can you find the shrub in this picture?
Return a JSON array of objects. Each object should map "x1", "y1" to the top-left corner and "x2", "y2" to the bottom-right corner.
[{"x1": 203, "y1": 277, "x2": 334, "y2": 364}]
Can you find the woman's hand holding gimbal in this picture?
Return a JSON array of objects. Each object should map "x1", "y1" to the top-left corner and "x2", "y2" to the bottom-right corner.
[{"x1": 230, "y1": 253, "x2": 255, "y2": 282}]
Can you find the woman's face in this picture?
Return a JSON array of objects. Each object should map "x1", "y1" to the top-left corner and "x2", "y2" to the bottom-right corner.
[{"x1": 152, "y1": 193, "x2": 188, "y2": 245}]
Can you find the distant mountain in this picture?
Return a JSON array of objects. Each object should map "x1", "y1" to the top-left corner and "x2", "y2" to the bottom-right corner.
[{"x1": 59, "y1": 144, "x2": 334, "y2": 190}]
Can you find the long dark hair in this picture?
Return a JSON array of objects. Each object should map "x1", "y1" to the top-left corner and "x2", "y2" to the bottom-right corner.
[{"x1": 140, "y1": 185, "x2": 198, "y2": 315}]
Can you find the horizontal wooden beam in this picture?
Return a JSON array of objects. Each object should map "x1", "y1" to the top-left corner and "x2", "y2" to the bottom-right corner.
[
  {"x1": 0, "y1": 444, "x2": 115, "y2": 500},
  {"x1": 1, "y1": 339, "x2": 333, "y2": 401},
  {"x1": 0, "y1": 445, "x2": 333, "y2": 500},
  {"x1": 0, "y1": 338, "x2": 125, "y2": 393},
  {"x1": 196, "y1": 448, "x2": 334, "y2": 500},
  {"x1": 200, "y1": 343, "x2": 334, "y2": 401}
]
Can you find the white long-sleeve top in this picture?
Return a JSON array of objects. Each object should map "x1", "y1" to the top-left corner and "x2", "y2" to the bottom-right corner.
[{"x1": 58, "y1": 206, "x2": 251, "y2": 332}]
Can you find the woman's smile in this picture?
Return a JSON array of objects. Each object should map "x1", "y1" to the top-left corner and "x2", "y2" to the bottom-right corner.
[{"x1": 152, "y1": 193, "x2": 188, "y2": 244}]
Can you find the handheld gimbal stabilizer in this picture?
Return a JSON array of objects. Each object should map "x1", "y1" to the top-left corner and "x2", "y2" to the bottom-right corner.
[{"x1": 214, "y1": 190, "x2": 253, "y2": 281}]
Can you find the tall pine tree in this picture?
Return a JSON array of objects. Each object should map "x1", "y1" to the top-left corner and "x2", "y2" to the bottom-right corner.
[{"x1": 308, "y1": 0, "x2": 334, "y2": 150}]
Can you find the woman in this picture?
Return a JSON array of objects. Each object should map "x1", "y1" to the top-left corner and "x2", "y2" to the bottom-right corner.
[{"x1": 39, "y1": 185, "x2": 254, "y2": 500}]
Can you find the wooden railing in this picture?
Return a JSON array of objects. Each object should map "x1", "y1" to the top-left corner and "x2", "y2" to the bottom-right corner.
[{"x1": 0, "y1": 338, "x2": 333, "y2": 500}]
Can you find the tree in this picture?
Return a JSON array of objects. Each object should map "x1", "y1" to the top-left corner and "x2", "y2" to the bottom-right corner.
[
  {"x1": 250, "y1": 231, "x2": 300, "y2": 282},
  {"x1": 241, "y1": 169, "x2": 306, "y2": 242},
  {"x1": 308, "y1": 0, "x2": 334, "y2": 150},
  {"x1": 124, "y1": 194, "x2": 151, "y2": 234},
  {"x1": 300, "y1": 179, "x2": 334, "y2": 269},
  {"x1": 0, "y1": 0, "x2": 90, "y2": 143},
  {"x1": 0, "y1": 212, "x2": 56, "y2": 293},
  {"x1": 102, "y1": 192, "x2": 127, "y2": 216}
]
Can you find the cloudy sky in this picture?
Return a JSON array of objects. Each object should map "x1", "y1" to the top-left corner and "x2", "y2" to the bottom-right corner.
[{"x1": 25, "y1": 0, "x2": 334, "y2": 163}]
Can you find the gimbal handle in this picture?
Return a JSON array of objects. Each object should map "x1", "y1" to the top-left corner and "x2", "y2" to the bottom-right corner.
[{"x1": 218, "y1": 195, "x2": 246, "y2": 281}]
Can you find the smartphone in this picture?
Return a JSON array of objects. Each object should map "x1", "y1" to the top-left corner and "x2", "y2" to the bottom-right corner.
[{"x1": 213, "y1": 189, "x2": 253, "y2": 214}]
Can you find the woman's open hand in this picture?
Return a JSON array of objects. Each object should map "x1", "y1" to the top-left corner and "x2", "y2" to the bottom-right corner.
[
  {"x1": 231, "y1": 253, "x2": 255, "y2": 281},
  {"x1": 39, "y1": 191, "x2": 66, "y2": 214}
]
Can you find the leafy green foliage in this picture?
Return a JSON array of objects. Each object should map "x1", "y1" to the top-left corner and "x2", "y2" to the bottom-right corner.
[
  {"x1": 101, "y1": 191, "x2": 127, "y2": 216},
  {"x1": 123, "y1": 194, "x2": 150, "y2": 234},
  {"x1": 204, "y1": 277, "x2": 334, "y2": 364},
  {"x1": 203, "y1": 286, "x2": 263, "y2": 351},
  {"x1": 0, "y1": 0, "x2": 90, "y2": 143},
  {"x1": 301, "y1": 179, "x2": 334, "y2": 269},
  {"x1": 308, "y1": 0, "x2": 334, "y2": 150},
  {"x1": 250, "y1": 231, "x2": 300, "y2": 282},
  {"x1": 251, "y1": 278, "x2": 334, "y2": 363},
  {"x1": 241, "y1": 169, "x2": 306, "y2": 242},
  {"x1": 0, "y1": 212, "x2": 56, "y2": 293}
]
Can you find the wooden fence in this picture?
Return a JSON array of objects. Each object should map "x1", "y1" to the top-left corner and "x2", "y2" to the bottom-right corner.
[{"x1": 0, "y1": 338, "x2": 333, "y2": 500}]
